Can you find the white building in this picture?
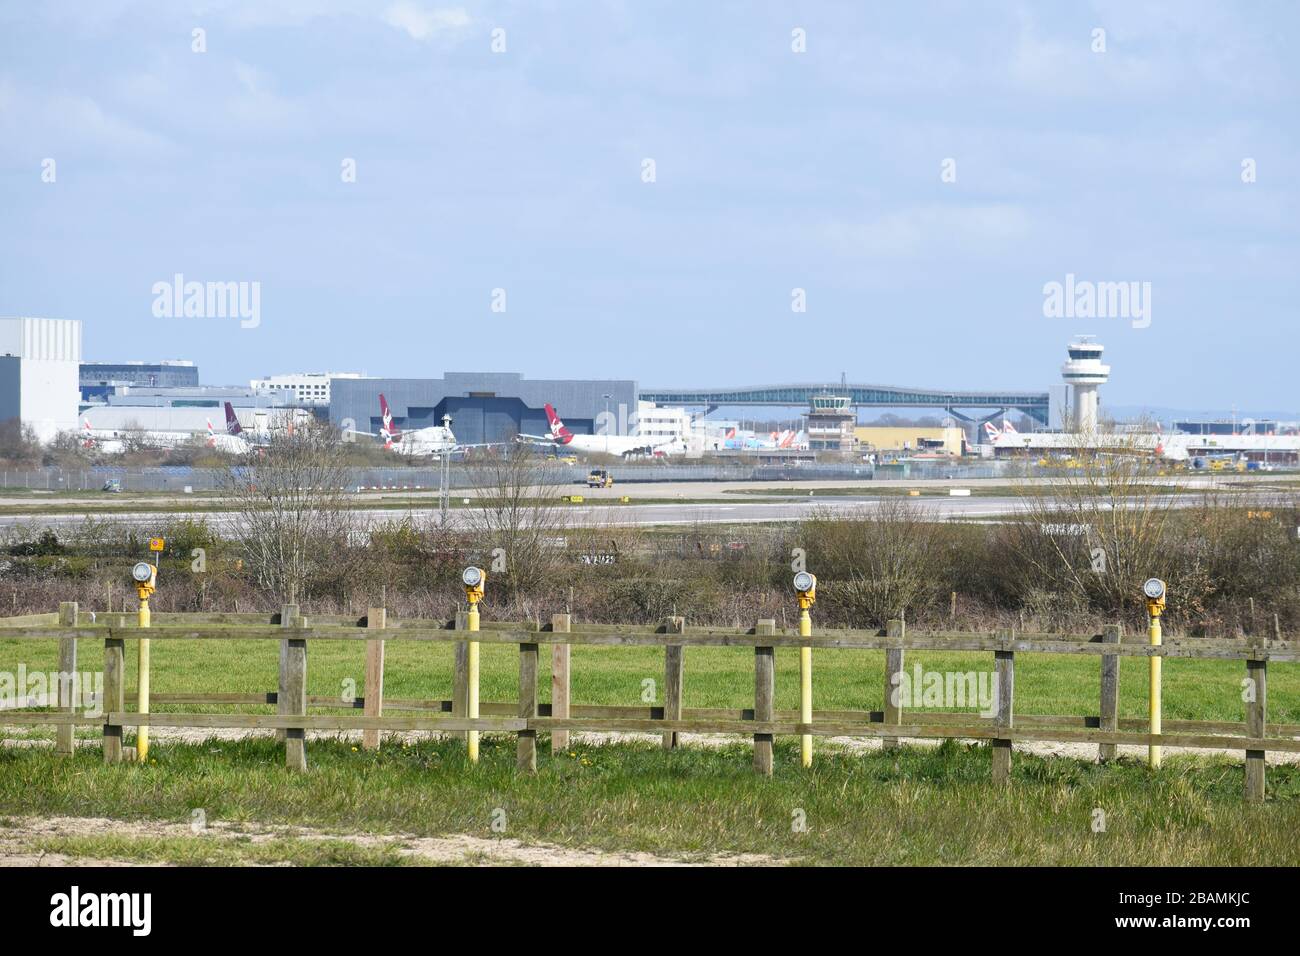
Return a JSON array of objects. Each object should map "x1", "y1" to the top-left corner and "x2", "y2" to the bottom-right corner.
[
  {"x1": 0, "y1": 317, "x2": 82, "y2": 442},
  {"x1": 250, "y1": 371, "x2": 363, "y2": 407},
  {"x1": 1061, "y1": 337, "x2": 1110, "y2": 433},
  {"x1": 634, "y1": 401, "x2": 704, "y2": 456}
]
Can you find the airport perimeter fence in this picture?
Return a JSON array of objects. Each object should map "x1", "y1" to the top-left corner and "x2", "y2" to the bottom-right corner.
[
  {"x1": 0, "y1": 604, "x2": 1292, "y2": 801},
  {"x1": 0, "y1": 461, "x2": 1045, "y2": 494}
]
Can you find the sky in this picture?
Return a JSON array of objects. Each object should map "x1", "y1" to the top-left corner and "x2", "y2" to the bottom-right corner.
[{"x1": 1, "y1": 1, "x2": 1297, "y2": 414}]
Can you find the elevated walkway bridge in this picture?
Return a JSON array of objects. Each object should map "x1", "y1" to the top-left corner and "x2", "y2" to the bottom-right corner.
[{"x1": 639, "y1": 383, "x2": 1051, "y2": 425}]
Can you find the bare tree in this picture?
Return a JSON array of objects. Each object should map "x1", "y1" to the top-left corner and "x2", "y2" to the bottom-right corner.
[
  {"x1": 461, "y1": 444, "x2": 570, "y2": 601},
  {"x1": 1006, "y1": 424, "x2": 1177, "y2": 620},
  {"x1": 0, "y1": 418, "x2": 42, "y2": 464},
  {"x1": 801, "y1": 497, "x2": 940, "y2": 627},
  {"x1": 223, "y1": 418, "x2": 353, "y2": 605}
]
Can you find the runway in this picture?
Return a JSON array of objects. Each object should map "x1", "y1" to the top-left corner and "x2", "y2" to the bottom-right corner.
[
  {"x1": 0, "y1": 474, "x2": 1286, "y2": 533},
  {"x1": 0, "y1": 493, "x2": 1217, "y2": 533}
]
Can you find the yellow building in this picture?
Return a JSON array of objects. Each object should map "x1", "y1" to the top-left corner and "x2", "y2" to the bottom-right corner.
[{"x1": 853, "y1": 425, "x2": 964, "y2": 456}]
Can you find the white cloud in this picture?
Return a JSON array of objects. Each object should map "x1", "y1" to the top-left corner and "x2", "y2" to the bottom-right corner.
[{"x1": 381, "y1": 2, "x2": 469, "y2": 41}]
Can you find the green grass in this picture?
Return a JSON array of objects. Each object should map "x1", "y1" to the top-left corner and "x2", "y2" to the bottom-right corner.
[
  {"x1": 5, "y1": 635, "x2": 1297, "y2": 865},
  {"x1": 3, "y1": 636, "x2": 1296, "y2": 724},
  {"x1": 1, "y1": 737, "x2": 1297, "y2": 865}
]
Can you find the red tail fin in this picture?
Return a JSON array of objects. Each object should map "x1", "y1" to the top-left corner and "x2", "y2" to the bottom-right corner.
[
  {"x1": 224, "y1": 402, "x2": 243, "y2": 435},
  {"x1": 379, "y1": 393, "x2": 400, "y2": 447},
  {"x1": 544, "y1": 404, "x2": 573, "y2": 442}
]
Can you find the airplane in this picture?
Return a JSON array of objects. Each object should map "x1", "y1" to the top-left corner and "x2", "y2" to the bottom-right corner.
[
  {"x1": 80, "y1": 420, "x2": 124, "y2": 455},
  {"x1": 205, "y1": 414, "x2": 250, "y2": 454},
  {"x1": 717, "y1": 426, "x2": 769, "y2": 450},
  {"x1": 197, "y1": 403, "x2": 287, "y2": 455},
  {"x1": 352, "y1": 394, "x2": 503, "y2": 456},
  {"x1": 222, "y1": 401, "x2": 310, "y2": 443},
  {"x1": 521, "y1": 403, "x2": 682, "y2": 457},
  {"x1": 80, "y1": 417, "x2": 193, "y2": 451}
]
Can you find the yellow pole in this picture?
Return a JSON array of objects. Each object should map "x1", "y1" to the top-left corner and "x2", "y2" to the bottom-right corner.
[
  {"x1": 1149, "y1": 610, "x2": 1162, "y2": 768},
  {"x1": 137, "y1": 596, "x2": 151, "y2": 762},
  {"x1": 467, "y1": 604, "x2": 480, "y2": 763},
  {"x1": 800, "y1": 607, "x2": 812, "y2": 767}
]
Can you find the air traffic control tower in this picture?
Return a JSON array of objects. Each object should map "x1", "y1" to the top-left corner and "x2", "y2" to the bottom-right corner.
[{"x1": 1061, "y1": 337, "x2": 1110, "y2": 432}]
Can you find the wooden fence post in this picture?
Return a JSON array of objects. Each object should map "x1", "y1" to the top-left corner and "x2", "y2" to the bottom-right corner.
[
  {"x1": 1098, "y1": 623, "x2": 1122, "y2": 762},
  {"x1": 551, "y1": 613, "x2": 571, "y2": 754},
  {"x1": 277, "y1": 604, "x2": 299, "y2": 743},
  {"x1": 452, "y1": 609, "x2": 469, "y2": 743},
  {"x1": 102, "y1": 631, "x2": 124, "y2": 764},
  {"x1": 518, "y1": 628, "x2": 539, "y2": 772},
  {"x1": 992, "y1": 641, "x2": 1015, "y2": 784},
  {"x1": 56, "y1": 601, "x2": 77, "y2": 755},
  {"x1": 883, "y1": 618, "x2": 905, "y2": 750},
  {"x1": 754, "y1": 619, "x2": 775, "y2": 776},
  {"x1": 1245, "y1": 656, "x2": 1267, "y2": 803},
  {"x1": 363, "y1": 607, "x2": 386, "y2": 750},
  {"x1": 662, "y1": 616, "x2": 685, "y2": 750},
  {"x1": 284, "y1": 614, "x2": 307, "y2": 772}
]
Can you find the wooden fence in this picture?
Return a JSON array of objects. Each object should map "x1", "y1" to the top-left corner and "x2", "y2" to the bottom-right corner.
[{"x1": 1, "y1": 603, "x2": 1296, "y2": 802}]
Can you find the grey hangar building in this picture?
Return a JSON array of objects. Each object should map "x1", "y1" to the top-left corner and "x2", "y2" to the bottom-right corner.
[{"x1": 329, "y1": 373, "x2": 639, "y2": 445}]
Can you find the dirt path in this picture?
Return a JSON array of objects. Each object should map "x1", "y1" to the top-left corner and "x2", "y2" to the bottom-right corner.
[{"x1": 0, "y1": 814, "x2": 777, "y2": 868}]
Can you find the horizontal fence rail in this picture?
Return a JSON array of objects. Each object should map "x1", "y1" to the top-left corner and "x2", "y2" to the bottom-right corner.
[{"x1": 0, "y1": 605, "x2": 1293, "y2": 802}]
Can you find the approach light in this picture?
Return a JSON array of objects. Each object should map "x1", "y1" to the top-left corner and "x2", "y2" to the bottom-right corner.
[
  {"x1": 793, "y1": 571, "x2": 817, "y2": 609},
  {"x1": 462, "y1": 566, "x2": 487, "y2": 604}
]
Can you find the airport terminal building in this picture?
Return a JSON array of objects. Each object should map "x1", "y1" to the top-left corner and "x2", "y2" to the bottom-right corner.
[{"x1": 330, "y1": 373, "x2": 639, "y2": 445}]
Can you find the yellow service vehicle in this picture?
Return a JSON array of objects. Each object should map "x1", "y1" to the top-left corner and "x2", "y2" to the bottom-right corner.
[{"x1": 586, "y1": 468, "x2": 614, "y2": 488}]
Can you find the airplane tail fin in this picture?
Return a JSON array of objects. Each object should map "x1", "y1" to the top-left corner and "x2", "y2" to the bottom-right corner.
[
  {"x1": 206, "y1": 419, "x2": 217, "y2": 447},
  {"x1": 224, "y1": 402, "x2": 243, "y2": 435},
  {"x1": 544, "y1": 403, "x2": 572, "y2": 441},
  {"x1": 379, "y1": 394, "x2": 401, "y2": 448},
  {"x1": 984, "y1": 422, "x2": 1001, "y2": 440},
  {"x1": 1002, "y1": 419, "x2": 1018, "y2": 436}
]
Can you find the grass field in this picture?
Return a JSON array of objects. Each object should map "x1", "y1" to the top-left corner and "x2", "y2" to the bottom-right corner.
[
  {"x1": 3, "y1": 637, "x2": 1297, "y2": 865},
  {"x1": 2, "y1": 635, "x2": 1296, "y2": 723},
  {"x1": 2, "y1": 737, "x2": 1298, "y2": 865}
]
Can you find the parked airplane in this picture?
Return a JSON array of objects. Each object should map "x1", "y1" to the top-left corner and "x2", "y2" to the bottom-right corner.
[
  {"x1": 80, "y1": 420, "x2": 125, "y2": 455},
  {"x1": 351, "y1": 395, "x2": 503, "y2": 456},
  {"x1": 206, "y1": 415, "x2": 250, "y2": 454},
  {"x1": 80, "y1": 418, "x2": 193, "y2": 451},
  {"x1": 521, "y1": 404, "x2": 682, "y2": 457}
]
